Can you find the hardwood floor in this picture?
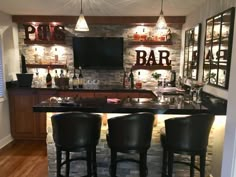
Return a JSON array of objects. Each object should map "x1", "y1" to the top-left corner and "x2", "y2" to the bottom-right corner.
[{"x1": 0, "y1": 141, "x2": 48, "y2": 177}]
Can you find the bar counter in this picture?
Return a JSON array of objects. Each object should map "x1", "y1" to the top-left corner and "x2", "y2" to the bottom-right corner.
[
  {"x1": 6, "y1": 86, "x2": 222, "y2": 177},
  {"x1": 33, "y1": 96, "x2": 208, "y2": 114}
]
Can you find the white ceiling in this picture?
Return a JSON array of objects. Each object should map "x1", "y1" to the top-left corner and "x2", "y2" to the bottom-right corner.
[{"x1": 0, "y1": 0, "x2": 205, "y2": 16}]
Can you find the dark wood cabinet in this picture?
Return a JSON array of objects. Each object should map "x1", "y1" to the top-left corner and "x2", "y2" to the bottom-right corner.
[
  {"x1": 203, "y1": 7, "x2": 235, "y2": 89},
  {"x1": 9, "y1": 89, "x2": 40, "y2": 140},
  {"x1": 8, "y1": 89, "x2": 57, "y2": 140},
  {"x1": 8, "y1": 88, "x2": 156, "y2": 140}
]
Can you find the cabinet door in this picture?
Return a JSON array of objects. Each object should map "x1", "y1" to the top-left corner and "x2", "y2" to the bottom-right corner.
[{"x1": 8, "y1": 90, "x2": 37, "y2": 139}]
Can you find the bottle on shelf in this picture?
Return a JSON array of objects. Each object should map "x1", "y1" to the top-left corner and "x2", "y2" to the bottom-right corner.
[
  {"x1": 46, "y1": 66, "x2": 52, "y2": 88},
  {"x1": 60, "y1": 69, "x2": 64, "y2": 78},
  {"x1": 168, "y1": 70, "x2": 176, "y2": 87},
  {"x1": 166, "y1": 28, "x2": 172, "y2": 42},
  {"x1": 135, "y1": 71, "x2": 142, "y2": 89},
  {"x1": 54, "y1": 69, "x2": 59, "y2": 78},
  {"x1": 133, "y1": 32, "x2": 140, "y2": 41},
  {"x1": 65, "y1": 67, "x2": 69, "y2": 78},
  {"x1": 78, "y1": 66, "x2": 84, "y2": 88},
  {"x1": 34, "y1": 47, "x2": 40, "y2": 64},
  {"x1": 54, "y1": 69, "x2": 59, "y2": 87},
  {"x1": 54, "y1": 48, "x2": 59, "y2": 64},
  {"x1": 177, "y1": 76, "x2": 183, "y2": 89},
  {"x1": 72, "y1": 68, "x2": 78, "y2": 89},
  {"x1": 129, "y1": 68, "x2": 134, "y2": 89},
  {"x1": 123, "y1": 70, "x2": 129, "y2": 88},
  {"x1": 33, "y1": 70, "x2": 40, "y2": 88}
]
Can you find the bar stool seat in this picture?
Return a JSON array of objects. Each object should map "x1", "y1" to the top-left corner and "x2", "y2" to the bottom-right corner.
[
  {"x1": 160, "y1": 113, "x2": 215, "y2": 177},
  {"x1": 51, "y1": 112, "x2": 102, "y2": 177},
  {"x1": 106, "y1": 112, "x2": 155, "y2": 177}
]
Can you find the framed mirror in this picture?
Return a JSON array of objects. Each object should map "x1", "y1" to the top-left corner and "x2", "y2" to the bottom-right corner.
[
  {"x1": 183, "y1": 24, "x2": 201, "y2": 80},
  {"x1": 203, "y1": 7, "x2": 235, "y2": 89}
]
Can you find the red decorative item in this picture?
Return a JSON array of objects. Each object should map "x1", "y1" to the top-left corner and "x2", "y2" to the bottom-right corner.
[
  {"x1": 133, "y1": 32, "x2": 140, "y2": 41},
  {"x1": 140, "y1": 34, "x2": 147, "y2": 41}
]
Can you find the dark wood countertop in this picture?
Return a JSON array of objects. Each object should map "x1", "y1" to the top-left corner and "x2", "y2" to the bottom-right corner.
[
  {"x1": 33, "y1": 97, "x2": 208, "y2": 114},
  {"x1": 7, "y1": 85, "x2": 226, "y2": 115}
]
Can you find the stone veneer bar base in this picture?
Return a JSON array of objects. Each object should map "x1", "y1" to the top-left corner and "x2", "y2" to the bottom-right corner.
[{"x1": 47, "y1": 114, "x2": 213, "y2": 177}]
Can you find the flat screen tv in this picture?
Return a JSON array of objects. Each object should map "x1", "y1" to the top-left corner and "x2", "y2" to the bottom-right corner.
[{"x1": 73, "y1": 37, "x2": 124, "y2": 69}]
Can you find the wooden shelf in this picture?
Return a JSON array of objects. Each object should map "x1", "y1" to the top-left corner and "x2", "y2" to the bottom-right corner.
[
  {"x1": 132, "y1": 65, "x2": 172, "y2": 70},
  {"x1": 26, "y1": 64, "x2": 67, "y2": 69},
  {"x1": 127, "y1": 41, "x2": 173, "y2": 46},
  {"x1": 24, "y1": 40, "x2": 65, "y2": 45}
]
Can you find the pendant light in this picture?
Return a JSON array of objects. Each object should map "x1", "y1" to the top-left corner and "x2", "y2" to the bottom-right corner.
[
  {"x1": 75, "y1": 0, "x2": 89, "y2": 32},
  {"x1": 156, "y1": 0, "x2": 167, "y2": 31}
]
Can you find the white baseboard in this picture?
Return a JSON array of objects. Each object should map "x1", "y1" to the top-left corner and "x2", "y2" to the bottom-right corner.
[{"x1": 0, "y1": 135, "x2": 13, "y2": 149}]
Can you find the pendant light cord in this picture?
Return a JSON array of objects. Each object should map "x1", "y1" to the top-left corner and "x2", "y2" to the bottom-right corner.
[
  {"x1": 80, "y1": 0, "x2": 83, "y2": 14},
  {"x1": 160, "y1": 0, "x2": 164, "y2": 14}
]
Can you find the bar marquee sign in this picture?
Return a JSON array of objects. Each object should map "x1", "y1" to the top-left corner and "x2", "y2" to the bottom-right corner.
[
  {"x1": 23, "y1": 23, "x2": 65, "y2": 43},
  {"x1": 134, "y1": 50, "x2": 172, "y2": 68}
]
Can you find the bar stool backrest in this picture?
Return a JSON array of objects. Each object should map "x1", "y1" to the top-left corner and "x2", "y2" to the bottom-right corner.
[
  {"x1": 51, "y1": 112, "x2": 102, "y2": 151},
  {"x1": 165, "y1": 113, "x2": 215, "y2": 153},
  {"x1": 107, "y1": 112, "x2": 155, "y2": 152}
]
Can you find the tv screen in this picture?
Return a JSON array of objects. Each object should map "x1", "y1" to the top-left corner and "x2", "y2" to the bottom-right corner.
[{"x1": 73, "y1": 37, "x2": 124, "y2": 69}]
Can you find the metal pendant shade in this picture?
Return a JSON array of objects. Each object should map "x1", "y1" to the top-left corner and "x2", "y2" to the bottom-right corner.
[
  {"x1": 75, "y1": 0, "x2": 89, "y2": 31},
  {"x1": 156, "y1": 0, "x2": 167, "y2": 30}
]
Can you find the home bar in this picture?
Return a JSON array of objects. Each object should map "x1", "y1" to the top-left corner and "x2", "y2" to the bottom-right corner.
[{"x1": 1, "y1": 0, "x2": 236, "y2": 177}]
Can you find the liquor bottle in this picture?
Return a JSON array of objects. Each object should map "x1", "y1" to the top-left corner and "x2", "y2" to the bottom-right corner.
[
  {"x1": 129, "y1": 68, "x2": 134, "y2": 89},
  {"x1": 166, "y1": 28, "x2": 172, "y2": 42},
  {"x1": 33, "y1": 70, "x2": 40, "y2": 88},
  {"x1": 46, "y1": 67, "x2": 52, "y2": 88},
  {"x1": 54, "y1": 70, "x2": 59, "y2": 87},
  {"x1": 123, "y1": 70, "x2": 129, "y2": 88},
  {"x1": 34, "y1": 48, "x2": 39, "y2": 64},
  {"x1": 60, "y1": 69, "x2": 64, "y2": 78},
  {"x1": 54, "y1": 48, "x2": 58, "y2": 64},
  {"x1": 72, "y1": 68, "x2": 78, "y2": 89},
  {"x1": 78, "y1": 67, "x2": 84, "y2": 88},
  {"x1": 54, "y1": 70, "x2": 59, "y2": 79},
  {"x1": 135, "y1": 71, "x2": 142, "y2": 89}
]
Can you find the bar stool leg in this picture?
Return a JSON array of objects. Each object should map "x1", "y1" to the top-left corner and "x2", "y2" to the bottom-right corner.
[
  {"x1": 86, "y1": 149, "x2": 92, "y2": 177},
  {"x1": 162, "y1": 148, "x2": 167, "y2": 177},
  {"x1": 110, "y1": 150, "x2": 117, "y2": 177},
  {"x1": 92, "y1": 146, "x2": 97, "y2": 177},
  {"x1": 56, "y1": 148, "x2": 62, "y2": 177},
  {"x1": 65, "y1": 151, "x2": 70, "y2": 177},
  {"x1": 167, "y1": 151, "x2": 174, "y2": 177},
  {"x1": 190, "y1": 155, "x2": 195, "y2": 177},
  {"x1": 139, "y1": 151, "x2": 147, "y2": 177},
  {"x1": 200, "y1": 152, "x2": 206, "y2": 177}
]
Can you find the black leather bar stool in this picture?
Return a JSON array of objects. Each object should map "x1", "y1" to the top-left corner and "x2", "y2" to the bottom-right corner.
[
  {"x1": 160, "y1": 113, "x2": 215, "y2": 177},
  {"x1": 51, "y1": 112, "x2": 102, "y2": 177},
  {"x1": 106, "y1": 112, "x2": 155, "y2": 177}
]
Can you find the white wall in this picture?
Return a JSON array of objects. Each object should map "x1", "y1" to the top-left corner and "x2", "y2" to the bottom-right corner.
[
  {"x1": 182, "y1": 0, "x2": 236, "y2": 177},
  {"x1": 0, "y1": 11, "x2": 20, "y2": 148}
]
